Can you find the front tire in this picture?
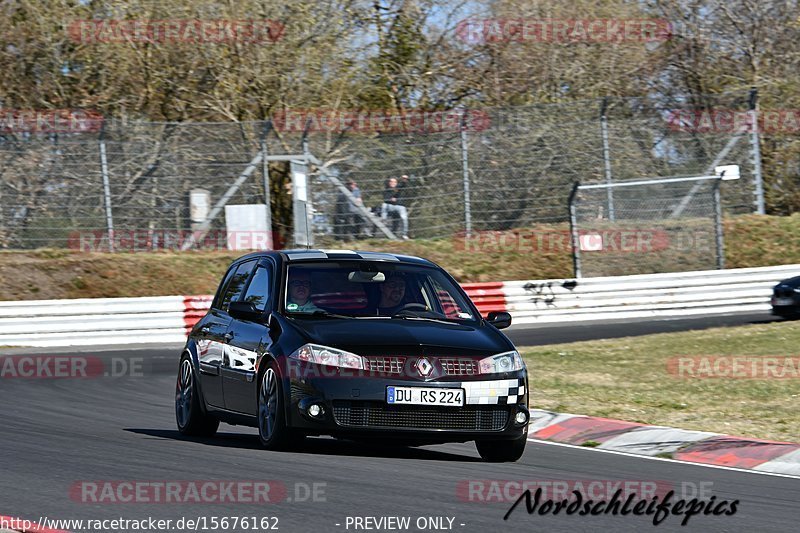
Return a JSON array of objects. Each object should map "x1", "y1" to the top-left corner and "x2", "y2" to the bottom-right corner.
[
  {"x1": 257, "y1": 361, "x2": 299, "y2": 450},
  {"x1": 175, "y1": 355, "x2": 219, "y2": 437},
  {"x1": 475, "y1": 433, "x2": 527, "y2": 462}
]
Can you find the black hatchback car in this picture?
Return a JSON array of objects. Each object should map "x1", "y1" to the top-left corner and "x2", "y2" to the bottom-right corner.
[
  {"x1": 175, "y1": 250, "x2": 529, "y2": 462},
  {"x1": 771, "y1": 275, "x2": 800, "y2": 318}
]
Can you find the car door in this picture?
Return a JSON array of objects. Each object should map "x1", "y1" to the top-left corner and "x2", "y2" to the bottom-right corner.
[
  {"x1": 198, "y1": 259, "x2": 256, "y2": 408},
  {"x1": 222, "y1": 259, "x2": 275, "y2": 415}
]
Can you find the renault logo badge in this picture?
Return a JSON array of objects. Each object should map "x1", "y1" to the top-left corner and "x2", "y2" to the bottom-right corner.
[{"x1": 415, "y1": 357, "x2": 433, "y2": 377}]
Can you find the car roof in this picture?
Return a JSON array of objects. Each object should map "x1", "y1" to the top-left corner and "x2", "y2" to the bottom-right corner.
[{"x1": 231, "y1": 249, "x2": 437, "y2": 267}]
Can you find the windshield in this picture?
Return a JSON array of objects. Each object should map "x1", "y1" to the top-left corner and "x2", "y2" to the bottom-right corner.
[{"x1": 283, "y1": 262, "x2": 477, "y2": 322}]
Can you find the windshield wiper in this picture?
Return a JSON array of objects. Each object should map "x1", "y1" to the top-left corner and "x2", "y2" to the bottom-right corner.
[{"x1": 390, "y1": 310, "x2": 461, "y2": 323}]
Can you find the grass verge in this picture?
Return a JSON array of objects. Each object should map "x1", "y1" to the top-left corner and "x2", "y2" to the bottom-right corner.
[{"x1": 520, "y1": 320, "x2": 800, "y2": 443}]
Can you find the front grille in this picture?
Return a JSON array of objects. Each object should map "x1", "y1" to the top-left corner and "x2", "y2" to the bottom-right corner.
[
  {"x1": 439, "y1": 358, "x2": 479, "y2": 376},
  {"x1": 364, "y1": 357, "x2": 406, "y2": 374},
  {"x1": 363, "y1": 356, "x2": 480, "y2": 376},
  {"x1": 332, "y1": 401, "x2": 508, "y2": 431}
]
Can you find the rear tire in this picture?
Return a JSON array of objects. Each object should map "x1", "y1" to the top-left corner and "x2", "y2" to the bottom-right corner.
[
  {"x1": 475, "y1": 433, "x2": 527, "y2": 462},
  {"x1": 175, "y1": 355, "x2": 219, "y2": 437}
]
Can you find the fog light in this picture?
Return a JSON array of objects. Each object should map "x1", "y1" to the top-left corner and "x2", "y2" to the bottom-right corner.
[
  {"x1": 515, "y1": 411, "x2": 528, "y2": 425},
  {"x1": 308, "y1": 404, "x2": 324, "y2": 418}
]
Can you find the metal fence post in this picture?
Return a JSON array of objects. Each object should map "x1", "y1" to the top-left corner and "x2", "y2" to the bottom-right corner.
[
  {"x1": 98, "y1": 125, "x2": 115, "y2": 252},
  {"x1": 600, "y1": 97, "x2": 615, "y2": 221},
  {"x1": 291, "y1": 160, "x2": 312, "y2": 248},
  {"x1": 260, "y1": 121, "x2": 274, "y2": 249},
  {"x1": 749, "y1": 88, "x2": 766, "y2": 215},
  {"x1": 568, "y1": 182, "x2": 582, "y2": 278},
  {"x1": 461, "y1": 111, "x2": 472, "y2": 237},
  {"x1": 713, "y1": 180, "x2": 725, "y2": 269},
  {"x1": 296, "y1": 121, "x2": 314, "y2": 248}
]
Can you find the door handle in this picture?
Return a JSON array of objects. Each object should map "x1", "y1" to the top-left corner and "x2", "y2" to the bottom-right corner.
[{"x1": 224, "y1": 332, "x2": 234, "y2": 341}]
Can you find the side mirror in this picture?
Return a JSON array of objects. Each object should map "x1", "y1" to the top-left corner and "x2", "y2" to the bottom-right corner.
[
  {"x1": 229, "y1": 301, "x2": 262, "y2": 321},
  {"x1": 486, "y1": 311, "x2": 512, "y2": 330},
  {"x1": 267, "y1": 313, "x2": 282, "y2": 340}
]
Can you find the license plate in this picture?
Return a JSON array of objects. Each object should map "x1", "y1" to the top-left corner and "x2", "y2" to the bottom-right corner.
[
  {"x1": 774, "y1": 297, "x2": 794, "y2": 306},
  {"x1": 386, "y1": 386, "x2": 464, "y2": 407}
]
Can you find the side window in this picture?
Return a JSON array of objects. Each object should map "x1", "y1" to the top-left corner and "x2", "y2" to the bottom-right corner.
[
  {"x1": 220, "y1": 260, "x2": 256, "y2": 312},
  {"x1": 211, "y1": 267, "x2": 237, "y2": 310},
  {"x1": 242, "y1": 265, "x2": 272, "y2": 312},
  {"x1": 428, "y1": 276, "x2": 469, "y2": 319}
]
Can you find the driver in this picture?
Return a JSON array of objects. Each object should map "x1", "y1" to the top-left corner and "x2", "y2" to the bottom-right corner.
[
  {"x1": 377, "y1": 273, "x2": 408, "y2": 315},
  {"x1": 286, "y1": 271, "x2": 320, "y2": 313}
]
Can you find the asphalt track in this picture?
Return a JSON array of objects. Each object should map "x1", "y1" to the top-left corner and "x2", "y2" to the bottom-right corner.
[
  {"x1": 2, "y1": 312, "x2": 798, "y2": 533},
  {"x1": 505, "y1": 310, "x2": 782, "y2": 346}
]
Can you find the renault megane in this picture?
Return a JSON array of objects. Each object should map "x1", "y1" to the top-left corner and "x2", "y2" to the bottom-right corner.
[{"x1": 175, "y1": 249, "x2": 529, "y2": 462}]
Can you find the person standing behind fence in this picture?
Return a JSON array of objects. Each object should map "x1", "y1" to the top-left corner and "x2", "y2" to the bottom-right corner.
[
  {"x1": 335, "y1": 179, "x2": 364, "y2": 240},
  {"x1": 381, "y1": 175, "x2": 410, "y2": 240}
]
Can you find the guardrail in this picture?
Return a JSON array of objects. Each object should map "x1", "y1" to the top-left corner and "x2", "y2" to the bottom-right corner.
[
  {"x1": 501, "y1": 264, "x2": 799, "y2": 324},
  {"x1": 0, "y1": 264, "x2": 796, "y2": 347},
  {"x1": 0, "y1": 296, "x2": 189, "y2": 347}
]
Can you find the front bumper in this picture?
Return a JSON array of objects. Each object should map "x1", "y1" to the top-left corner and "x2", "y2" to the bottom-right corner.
[
  {"x1": 771, "y1": 294, "x2": 800, "y2": 316},
  {"x1": 771, "y1": 303, "x2": 800, "y2": 316},
  {"x1": 284, "y1": 365, "x2": 529, "y2": 441}
]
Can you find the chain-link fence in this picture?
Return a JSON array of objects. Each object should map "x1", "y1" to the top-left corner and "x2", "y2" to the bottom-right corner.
[
  {"x1": 570, "y1": 176, "x2": 726, "y2": 278},
  {"x1": 0, "y1": 92, "x2": 760, "y2": 257}
]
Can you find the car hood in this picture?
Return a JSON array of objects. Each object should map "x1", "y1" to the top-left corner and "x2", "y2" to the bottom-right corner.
[{"x1": 285, "y1": 317, "x2": 513, "y2": 357}]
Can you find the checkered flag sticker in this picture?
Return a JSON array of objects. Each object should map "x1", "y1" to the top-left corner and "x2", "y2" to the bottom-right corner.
[{"x1": 462, "y1": 378, "x2": 526, "y2": 405}]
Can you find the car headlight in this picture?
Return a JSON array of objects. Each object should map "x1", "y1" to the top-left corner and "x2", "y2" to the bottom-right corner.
[
  {"x1": 289, "y1": 343, "x2": 364, "y2": 370},
  {"x1": 478, "y1": 350, "x2": 525, "y2": 374}
]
